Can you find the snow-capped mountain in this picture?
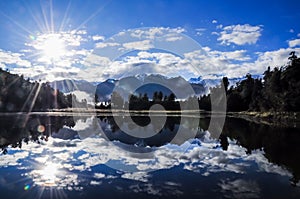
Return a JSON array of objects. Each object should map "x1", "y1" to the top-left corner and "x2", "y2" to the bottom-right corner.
[
  {"x1": 50, "y1": 79, "x2": 96, "y2": 103},
  {"x1": 95, "y1": 74, "x2": 205, "y2": 102},
  {"x1": 95, "y1": 79, "x2": 118, "y2": 102},
  {"x1": 189, "y1": 74, "x2": 263, "y2": 90},
  {"x1": 50, "y1": 79, "x2": 96, "y2": 93},
  {"x1": 51, "y1": 73, "x2": 262, "y2": 103}
]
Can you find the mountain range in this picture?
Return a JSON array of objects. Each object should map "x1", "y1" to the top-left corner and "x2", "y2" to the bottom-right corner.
[{"x1": 50, "y1": 74, "x2": 249, "y2": 102}]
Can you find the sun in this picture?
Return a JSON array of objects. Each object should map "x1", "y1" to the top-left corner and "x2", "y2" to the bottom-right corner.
[
  {"x1": 42, "y1": 34, "x2": 66, "y2": 59},
  {"x1": 32, "y1": 33, "x2": 67, "y2": 64}
]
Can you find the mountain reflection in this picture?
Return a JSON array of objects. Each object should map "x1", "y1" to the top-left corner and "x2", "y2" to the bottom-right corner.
[
  {"x1": 98, "y1": 115, "x2": 204, "y2": 147},
  {"x1": 0, "y1": 113, "x2": 300, "y2": 191}
]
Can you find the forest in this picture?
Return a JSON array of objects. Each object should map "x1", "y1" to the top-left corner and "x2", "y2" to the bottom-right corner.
[
  {"x1": 100, "y1": 51, "x2": 300, "y2": 113},
  {"x1": 1, "y1": 51, "x2": 299, "y2": 113},
  {"x1": 0, "y1": 68, "x2": 76, "y2": 112},
  {"x1": 199, "y1": 51, "x2": 300, "y2": 112}
]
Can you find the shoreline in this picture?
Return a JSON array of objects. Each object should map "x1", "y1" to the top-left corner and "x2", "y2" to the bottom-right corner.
[
  {"x1": 0, "y1": 109, "x2": 299, "y2": 127},
  {"x1": 227, "y1": 111, "x2": 300, "y2": 127}
]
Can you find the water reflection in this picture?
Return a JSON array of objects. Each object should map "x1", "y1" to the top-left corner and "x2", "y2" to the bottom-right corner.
[
  {"x1": 98, "y1": 115, "x2": 204, "y2": 147},
  {"x1": 0, "y1": 114, "x2": 300, "y2": 198},
  {"x1": 0, "y1": 114, "x2": 76, "y2": 153},
  {"x1": 32, "y1": 162, "x2": 59, "y2": 186},
  {"x1": 221, "y1": 117, "x2": 300, "y2": 186}
]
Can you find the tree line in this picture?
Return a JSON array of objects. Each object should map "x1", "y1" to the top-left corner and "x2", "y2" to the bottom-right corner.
[
  {"x1": 97, "y1": 91, "x2": 180, "y2": 111},
  {"x1": 96, "y1": 51, "x2": 299, "y2": 113},
  {"x1": 0, "y1": 68, "x2": 77, "y2": 112},
  {"x1": 199, "y1": 51, "x2": 300, "y2": 112},
  {"x1": 126, "y1": 91, "x2": 179, "y2": 111}
]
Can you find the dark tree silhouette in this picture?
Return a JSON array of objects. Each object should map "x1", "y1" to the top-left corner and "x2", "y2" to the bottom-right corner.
[
  {"x1": 0, "y1": 69, "x2": 77, "y2": 112},
  {"x1": 199, "y1": 52, "x2": 300, "y2": 112}
]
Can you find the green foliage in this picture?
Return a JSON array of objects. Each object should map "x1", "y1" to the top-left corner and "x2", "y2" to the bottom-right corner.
[
  {"x1": 128, "y1": 91, "x2": 180, "y2": 111},
  {"x1": 0, "y1": 69, "x2": 74, "y2": 112},
  {"x1": 199, "y1": 52, "x2": 300, "y2": 112}
]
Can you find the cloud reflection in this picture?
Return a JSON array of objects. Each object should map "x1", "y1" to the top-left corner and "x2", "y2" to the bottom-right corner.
[
  {"x1": 0, "y1": 130, "x2": 294, "y2": 192},
  {"x1": 219, "y1": 179, "x2": 261, "y2": 199}
]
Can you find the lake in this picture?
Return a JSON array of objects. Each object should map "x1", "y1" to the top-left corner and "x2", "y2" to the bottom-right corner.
[{"x1": 0, "y1": 113, "x2": 300, "y2": 199}]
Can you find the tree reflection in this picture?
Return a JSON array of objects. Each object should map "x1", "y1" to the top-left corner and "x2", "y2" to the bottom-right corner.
[
  {"x1": 1, "y1": 113, "x2": 300, "y2": 186},
  {"x1": 0, "y1": 115, "x2": 75, "y2": 153},
  {"x1": 204, "y1": 117, "x2": 300, "y2": 185},
  {"x1": 98, "y1": 115, "x2": 182, "y2": 147},
  {"x1": 98, "y1": 115, "x2": 205, "y2": 147}
]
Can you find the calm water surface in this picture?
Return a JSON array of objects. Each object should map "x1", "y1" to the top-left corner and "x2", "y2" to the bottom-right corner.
[{"x1": 0, "y1": 114, "x2": 300, "y2": 199}]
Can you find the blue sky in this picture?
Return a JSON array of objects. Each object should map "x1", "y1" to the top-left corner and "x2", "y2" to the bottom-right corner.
[{"x1": 0, "y1": 0, "x2": 299, "y2": 81}]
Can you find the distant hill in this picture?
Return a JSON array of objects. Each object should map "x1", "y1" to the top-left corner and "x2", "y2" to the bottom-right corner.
[
  {"x1": 95, "y1": 74, "x2": 205, "y2": 102},
  {"x1": 189, "y1": 75, "x2": 262, "y2": 90},
  {"x1": 95, "y1": 79, "x2": 117, "y2": 102},
  {"x1": 50, "y1": 79, "x2": 96, "y2": 93},
  {"x1": 50, "y1": 79, "x2": 96, "y2": 103},
  {"x1": 50, "y1": 75, "x2": 210, "y2": 103}
]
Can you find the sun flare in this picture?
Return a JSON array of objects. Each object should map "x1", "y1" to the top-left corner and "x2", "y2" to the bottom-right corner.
[
  {"x1": 40, "y1": 163, "x2": 58, "y2": 186},
  {"x1": 41, "y1": 34, "x2": 66, "y2": 61},
  {"x1": 32, "y1": 33, "x2": 67, "y2": 63},
  {"x1": 31, "y1": 162, "x2": 59, "y2": 187}
]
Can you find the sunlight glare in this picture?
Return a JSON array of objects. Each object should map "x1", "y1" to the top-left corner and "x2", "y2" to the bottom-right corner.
[
  {"x1": 35, "y1": 162, "x2": 59, "y2": 187},
  {"x1": 42, "y1": 163, "x2": 57, "y2": 185},
  {"x1": 35, "y1": 33, "x2": 66, "y2": 63},
  {"x1": 41, "y1": 34, "x2": 66, "y2": 61}
]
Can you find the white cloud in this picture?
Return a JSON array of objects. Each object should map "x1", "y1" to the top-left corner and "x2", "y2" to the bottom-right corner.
[
  {"x1": 24, "y1": 29, "x2": 91, "y2": 74},
  {"x1": 219, "y1": 179, "x2": 261, "y2": 199},
  {"x1": 94, "y1": 51, "x2": 194, "y2": 80},
  {"x1": 218, "y1": 24, "x2": 263, "y2": 45},
  {"x1": 184, "y1": 48, "x2": 251, "y2": 78},
  {"x1": 129, "y1": 27, "x2": 185, "y2": 41},
  {"x1": 165, "y1": 36, "x2": 183, "y2": 41},
  {"x1": 95, "y1": 42, "x2": 120, "y2": 48},
  {"x1": 130, "y1": 28, "x2": 162, "y2": 39},
  {"x1": 79, "y1": 43, "x2": 299, "y2": 81},
  {"x1": 210, "y1": 50, "x2": 250, "y2": 61},
  {"x1": 92, "y1": 35, "x2": 105, "y2": 41},
  {"x1": 90, "y1": 180, "x2": 102, "y2": 185},
  {"x1": 216, "y1": 24, "x2": 223, "y2": 29},
  {"x1": 121, "y1": 172, "x2": 149, "y2": 182},
  {"x1": 183, "y1": 46, "x2": 300, "y2": 78},
  {"x1": 219, "y1": 47, "x2": 300, "y2": 78},
  {"x1": 0, "y1": 49, "x2": 31, "y2": 68},
  {"x1": 11, "y1": 66, "x2": 80, "y2": 82},
  {"x1": 122, "y1": 40, "x2": 154, "y2": 51},
  {"x1": 289, "y1": 29, "x2": 294, "y2": 33},
  {"x1": 83, "y1": 54, "x2": 111, "y2": 68},
  {"x1": 212, "y1": 20, "x2": 218, "y2": 24},
  {"x1": 75, "y1": 27, "x2": 200, "y2": 81},
  {"x1": 4, "y1": 26, "x2": 298, "y2": 83},
  {"x1": 0, "y1": 126, "x2": 293, "y2": 192},
  {"x1": 11, "y1": 65, "x2": 44, "y2": 77},
  {"x1": 254, "y1": 48, "x2": 300, "y2": 67},
  {"x1": 94, "y1": 173, "x2": 106, "y2": 179},
  {"x1": 0, "y1": 151, "x2": 29, "y2": 167},
  {"x1": 288, "y1": 39, "x2": 300, "y2": 47}
]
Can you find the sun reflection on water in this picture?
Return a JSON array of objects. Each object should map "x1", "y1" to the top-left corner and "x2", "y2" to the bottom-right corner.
[{"x1": 32, "y1": 162, "x2": 59, "y2": 187}]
